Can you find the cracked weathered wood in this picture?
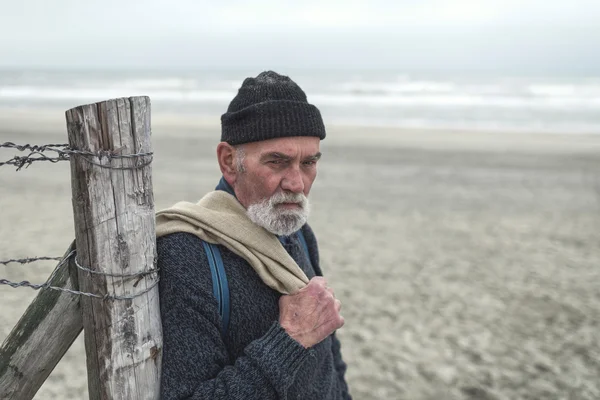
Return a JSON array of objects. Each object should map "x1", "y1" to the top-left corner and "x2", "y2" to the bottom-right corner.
[
  {"x1": 66, "y1": 96, "x2": 162, "y2": 400},
  {"x1": 0, "y1": 241, "x2": 83, "y2": 400}
]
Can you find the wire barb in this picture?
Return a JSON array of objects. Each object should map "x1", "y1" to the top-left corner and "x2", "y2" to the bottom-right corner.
[
  {"x1": 0, "y1": 256, "x2": 64, "y2": 266},
  {"x1": 0, "y1": 278, "x2": 159, "y2": 301},
  {"x1": 0, "y1": 141, "x2": 153, "y2": 171},
  {"x1": 74, "y1": 255, "x2": 159, "y2": 278},
  {"x1": 1, "y1": 250, "x2": 159, "y2": 301}
]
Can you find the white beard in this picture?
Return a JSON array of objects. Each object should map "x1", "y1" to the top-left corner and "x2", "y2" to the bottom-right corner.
[{"x1": 246, "y1": 191, "x2": 310, "y2": 236}]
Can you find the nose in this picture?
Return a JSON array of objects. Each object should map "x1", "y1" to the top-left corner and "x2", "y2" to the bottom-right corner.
[{"x1": 281, "y1": 167, "x2": 304, "y2": 194}]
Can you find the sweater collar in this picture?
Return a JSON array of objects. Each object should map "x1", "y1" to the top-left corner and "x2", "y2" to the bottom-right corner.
[{"x1": 215, "y1": 176, "x2": 236, "y2": 197}]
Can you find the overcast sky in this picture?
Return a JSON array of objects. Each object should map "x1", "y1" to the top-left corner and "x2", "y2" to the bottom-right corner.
[{"x1": 1, "y1": 0, "x2": 599, "y2": 71}]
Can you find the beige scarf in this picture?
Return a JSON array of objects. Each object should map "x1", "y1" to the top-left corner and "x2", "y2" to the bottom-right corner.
[{"x1": 155, "y1": 191, "x2": 309, "y2": 294}]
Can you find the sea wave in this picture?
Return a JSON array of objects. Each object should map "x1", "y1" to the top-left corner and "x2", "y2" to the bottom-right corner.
[
  {"x1": 2, "y1": 85, "x2": 600, "y2": 110},
  {"x1": 0, "y1": 86, "x2": 234, "y2": 102},
  {"x1": 1, "y1": 71, "x2": 600, "y2": 133},
  {"x1": 527, "y1": 84, "x2": 600, "y2": 97}
]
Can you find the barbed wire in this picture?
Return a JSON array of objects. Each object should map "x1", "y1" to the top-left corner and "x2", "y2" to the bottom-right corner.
[
  {"x1": 0, "y1": 142, "x2": 153, "y2": 171},
  {"x1": 0, "y1": 250, "x2": 159, "y2": 301},
  {"x1": 0, "y1": 143, "x2": 69, "y2": 152},
  {"x1": 74, "y1": 255, "x2": 159, "y2": 278},
  {"x1": 0, "y1": 278, "x2": 159, "y2": 301},
  {"x1": 0, "y1": 256, "x2": 63, "y2": 266}
]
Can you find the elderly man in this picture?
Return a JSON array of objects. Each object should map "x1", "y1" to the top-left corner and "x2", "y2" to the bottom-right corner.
[{"x1": 156, "y1": 71, "x2": 351, "y2": 399}]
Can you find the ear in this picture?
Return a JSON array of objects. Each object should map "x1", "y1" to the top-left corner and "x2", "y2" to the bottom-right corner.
[{"x1": 217, "y1": 142, "x2": 238, "y2": 185}]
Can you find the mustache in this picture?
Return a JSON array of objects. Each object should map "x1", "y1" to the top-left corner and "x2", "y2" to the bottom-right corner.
[{"x1": 268, "y1": 191, "x2": 307, "y2": 207}]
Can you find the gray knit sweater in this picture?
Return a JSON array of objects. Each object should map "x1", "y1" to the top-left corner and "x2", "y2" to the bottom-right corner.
[{"x1": 157, "y1": 180, "x2": 352, "y2": 399}]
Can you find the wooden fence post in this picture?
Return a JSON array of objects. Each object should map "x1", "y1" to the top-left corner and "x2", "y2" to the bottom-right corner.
[
  {"x1": 66, "y1": 96, "x2": 162, "y2": 400},
  {"x1": 0, "y1": 242, "x2": 83, "y2": 400}
]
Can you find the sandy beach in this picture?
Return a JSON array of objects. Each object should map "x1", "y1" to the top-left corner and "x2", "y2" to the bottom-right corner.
[{"x1": 1, "y1": 109, "x2": 599, "y2": 399}]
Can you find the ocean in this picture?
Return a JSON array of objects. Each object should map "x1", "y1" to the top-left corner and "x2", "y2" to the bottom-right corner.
[{"x1": 1, "y1": 68, "x2": 599, "y2": 134}]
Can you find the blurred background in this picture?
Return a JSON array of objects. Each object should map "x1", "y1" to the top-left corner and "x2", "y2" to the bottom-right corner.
[
  {"x1": 2, "y1": 0, "x2": 600, "y2": 132},
  {"x1": 1, "y1": 1, "x2": 599, "y2": 399}
]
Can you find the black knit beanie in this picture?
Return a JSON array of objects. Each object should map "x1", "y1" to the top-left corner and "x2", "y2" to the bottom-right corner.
[{"x1": 221, "y1": 71, "x2": 326, "y2": 145}]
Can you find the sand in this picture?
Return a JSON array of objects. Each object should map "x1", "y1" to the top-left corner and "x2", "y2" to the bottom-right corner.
[{"x1": 1, "y1": 109, "x2": 599, "y2": 399}]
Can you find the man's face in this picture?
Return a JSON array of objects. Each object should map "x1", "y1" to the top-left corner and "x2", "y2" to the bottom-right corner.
[{"x1": 229, "y1": 136, "x2": 321, "y2": 235}]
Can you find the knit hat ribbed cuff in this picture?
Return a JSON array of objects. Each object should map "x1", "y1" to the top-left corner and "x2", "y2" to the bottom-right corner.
[{"x1": 221, "y1": 100, "x2": 326, "y2": 146}]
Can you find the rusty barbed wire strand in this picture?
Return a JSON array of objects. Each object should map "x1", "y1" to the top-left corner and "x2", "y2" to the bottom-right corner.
[
  {"x1": 0, "y1": 278, "x2": 159, "y2": 301},
  {"x1": 0, "y1": 141, "x2": 153, "y2": 171},
  {"x1": 0, "y1": 152, "x2": 69, "y2": 170},
  {"x1": 74, "y1": 254, "x2": 159, "y2": 278},
  {"x1": 0, "y1": 256, "x2": 64, "y2": 266},
  {"x1": 1, "y1": 250, "x2": 159, "y2": 301},
  {"x1": 43, "y1": 250, "x2": 77, "y2": 284},
  {"x1": 0, "y1": 142, "x2": 69, "y2": 152},
  {"x1": 1, "y1": 142, "x2": 153, "y2": 158},
  {"x1": 79, "y1": 155, "x2": 153, "y2": 170}
]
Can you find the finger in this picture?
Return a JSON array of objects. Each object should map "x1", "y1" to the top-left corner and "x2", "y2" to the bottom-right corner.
[
  {"x1": 318, "y1": 287, "x2": 331, "y2": 299},
  {"x1": 310, "y1": 276, "x2": 328, "y2": 287},
  {"x1": 289, "y1": 284, "x2": 308, "y2": 295},
  {"x1": 297, "y1": 276, "x2": 324, "y2": 293},
  {"x1": 335, "y1": 298, "x2": 342, "y2": 312}
]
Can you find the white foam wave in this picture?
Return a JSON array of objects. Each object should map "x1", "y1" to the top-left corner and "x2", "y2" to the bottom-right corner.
[
  {"x1": 0, "y1": 86, "x2": 235, "y2": 103},
  {"x1": 332, "y1": 79, "x2": 600, "y2": 100},
  {"x1": 111, "y1": 78, "x2": 199, "y2": 90},
  {"x1": 335, "y1": 80, "x2": 457, "y2": 94},
  {"x1": 3, "y1": 85, "x2": 600, "y2": 110},
  {"x1": 528, "y1": 84, "x2": 600, "y2": 97},
  {"x1": 311, "y1": 93, "x2": 600, "y2": 109}
]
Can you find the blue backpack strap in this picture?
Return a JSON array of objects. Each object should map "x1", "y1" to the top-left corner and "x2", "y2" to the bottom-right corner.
[
  {"x1": 202, "y1": 231, "x2": 308, "y2": 338},
  {"x1": 201, "y1": 241, "x2": 230, "y2": 338},
  {"x1": 296, "y1": 229, "x2": 311, "y2": 268}
]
